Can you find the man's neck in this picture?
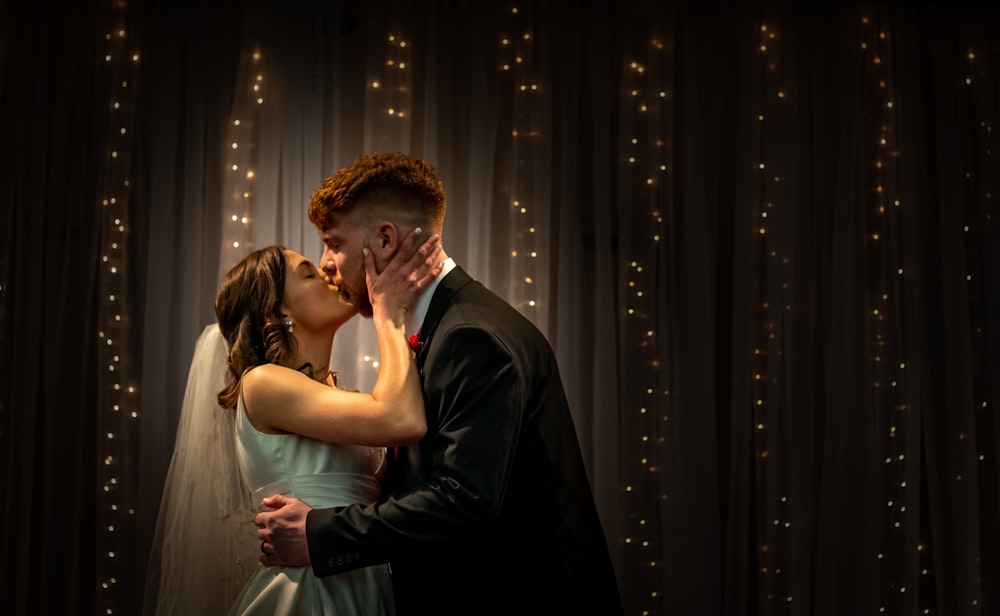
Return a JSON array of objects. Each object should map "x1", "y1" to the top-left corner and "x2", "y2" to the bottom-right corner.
[{"x1": 406, "y1": 253, "x2": 455, "y2": 336}]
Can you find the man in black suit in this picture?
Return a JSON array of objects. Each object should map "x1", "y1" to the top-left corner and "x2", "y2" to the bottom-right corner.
[{"x1": 256, "y1": 152, "x2": 623, "y2": 615}]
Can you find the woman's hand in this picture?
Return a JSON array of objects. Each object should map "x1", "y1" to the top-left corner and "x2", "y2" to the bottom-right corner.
[{"x1": 365, "y1": 227, "x2": 442, "y2": 323}]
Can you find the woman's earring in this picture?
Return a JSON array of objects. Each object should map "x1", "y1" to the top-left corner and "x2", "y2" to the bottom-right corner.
[{"x1": 285, "y1": 320, "x2": 294, "y2": 333}]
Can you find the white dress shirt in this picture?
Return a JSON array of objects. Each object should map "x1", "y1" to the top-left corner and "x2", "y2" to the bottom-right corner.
[{"x1": 405, "y1": 256, "x2": 456, "y2": 340}]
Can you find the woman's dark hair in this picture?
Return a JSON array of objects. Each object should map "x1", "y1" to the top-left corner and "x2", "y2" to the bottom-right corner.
[{"x1": 214, "y1": 245, "x2": 296, "y2": 409}]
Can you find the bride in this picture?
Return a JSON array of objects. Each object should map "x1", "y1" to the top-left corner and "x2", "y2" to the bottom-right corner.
[{"x1": 143, "y1": 228, "x2": 441, "y2": 615}]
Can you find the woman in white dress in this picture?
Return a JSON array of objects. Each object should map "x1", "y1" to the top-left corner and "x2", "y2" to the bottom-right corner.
[{"x1": 144, "y1": 228, "x2": 441, "y2": 615}]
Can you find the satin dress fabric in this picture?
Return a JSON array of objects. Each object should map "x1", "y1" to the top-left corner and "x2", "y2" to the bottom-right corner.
[{"x1": 228, "y1": 388, "x2": 396, "y2": 616}]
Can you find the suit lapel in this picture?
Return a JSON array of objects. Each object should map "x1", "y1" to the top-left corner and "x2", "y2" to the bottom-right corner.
[
  {"x1": 386, "y1": 266, "x2": 474, "y2": 489},
  {"x1": 416, "y1": 265, "x2": 473, "y2": 364}
]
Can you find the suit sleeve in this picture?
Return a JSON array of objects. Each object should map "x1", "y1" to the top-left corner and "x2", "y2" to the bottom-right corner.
[{"x1": 307, "y1": 324, "x2": 523, "y2": 576}]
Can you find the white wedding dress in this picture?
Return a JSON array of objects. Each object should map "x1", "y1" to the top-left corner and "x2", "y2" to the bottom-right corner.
[
  {"x1": 143, "y1": 324, "x2": 395, "y2": 616},
  {"x1": 227, "y1": 386, "x2": 396, "y2": 615}
]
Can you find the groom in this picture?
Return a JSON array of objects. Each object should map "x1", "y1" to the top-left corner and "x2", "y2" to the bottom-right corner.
[{"x1": 256, "y1": 152, "x2": 623, "y2": 615}]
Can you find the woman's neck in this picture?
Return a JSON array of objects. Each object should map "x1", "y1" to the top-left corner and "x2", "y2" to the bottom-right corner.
[{"x1": 293, "y1": 335, "x2": 334, "y2": 383}]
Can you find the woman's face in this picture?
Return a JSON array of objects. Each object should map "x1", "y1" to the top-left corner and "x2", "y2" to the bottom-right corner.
[{"x1": 280, "y1": 249, "x2": 357, "y2": 332}]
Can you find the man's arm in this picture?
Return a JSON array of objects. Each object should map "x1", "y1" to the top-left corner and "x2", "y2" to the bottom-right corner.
[
  {"x1": 256, "y1": 494, "x2": 312, "y2": 565},
  {"x1": 309, "y1": 324, "x2": 525, "y2": 576}
]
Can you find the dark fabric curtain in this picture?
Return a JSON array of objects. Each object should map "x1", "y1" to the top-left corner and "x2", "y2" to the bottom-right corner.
[
  {"x1": 2, "y1": 1, "x2": 998, "y2": 615},
  {"x1": 0, "y1": 2, "x2": 109, "y2": 614}
]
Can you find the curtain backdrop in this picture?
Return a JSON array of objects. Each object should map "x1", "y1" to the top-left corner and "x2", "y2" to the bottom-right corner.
[{"x1": 2, "y1": 1, "x2": 999, "y2": 615}]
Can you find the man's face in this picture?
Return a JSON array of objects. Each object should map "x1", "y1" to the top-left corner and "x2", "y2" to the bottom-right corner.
[{"x1": 318, "y1": 210, "x2": 374, "y2": 318}]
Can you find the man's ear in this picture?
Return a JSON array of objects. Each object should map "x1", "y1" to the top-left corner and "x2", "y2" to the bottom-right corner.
[{"x1": 374, "y1": 221, "x2": 400, "y2": 259}]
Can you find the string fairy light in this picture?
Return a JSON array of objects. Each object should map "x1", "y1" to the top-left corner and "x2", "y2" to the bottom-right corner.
[
  {"x1": 750, "y1": 17, "x2": 797, "y2": 608},
  {"x1": 498, "y1": 5, "x2": 542, "y2": 318},
  {"x1": 362, "y1": 30, "x2": 412, "y2": 156},
  {"x1": 220, "y1": 48, "x2": 264, "y2": 279},
  {"x1": 96, "y1": 5, "x2": 140, "y2": 613},
  {"x1": 354, "y1": 28, "x2": 415, "y2": 382},
  {"x1": 381, "y1": 33, "x2": 410, "y2": 120},
  {"x1": 956, "y1": 29, "x2": 995, "y2": 615},
  {"x1": 858, "y1": 12, "x2": 930, "y2": 613},
  {"x1": 617, "y1": 8, "x2": 669, "y2": 614}
]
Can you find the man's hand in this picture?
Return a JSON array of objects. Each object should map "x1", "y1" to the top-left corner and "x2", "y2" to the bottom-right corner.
[
  {"x1": 365, "y1": 228, "x2": 442, "y2": 322},
  {"x1": 255, "y1": 494, "x2": 313, "y2": 566}
]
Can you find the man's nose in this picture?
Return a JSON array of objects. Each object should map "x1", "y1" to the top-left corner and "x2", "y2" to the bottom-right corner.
[
  {"x1": 320, "y1": 250, "x2": 335, "y2": 274},
  {"x1": 320, "y1": 266, "x2": 335, "y2": 285}
]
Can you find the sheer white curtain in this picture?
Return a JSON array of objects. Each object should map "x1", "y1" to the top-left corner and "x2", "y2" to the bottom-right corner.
[{"x1": 136, "y1": 0, "x2": 632, "y2": 609}]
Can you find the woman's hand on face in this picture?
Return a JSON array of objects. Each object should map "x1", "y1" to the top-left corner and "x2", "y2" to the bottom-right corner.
[{"x1": 365, "y1": 227, "x2": 442, "y2": 319}]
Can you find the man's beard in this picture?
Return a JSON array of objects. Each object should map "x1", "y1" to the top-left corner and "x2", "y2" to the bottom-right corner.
[{"x1": 338, "y1": 275, "x2": 373, "y2": 318}]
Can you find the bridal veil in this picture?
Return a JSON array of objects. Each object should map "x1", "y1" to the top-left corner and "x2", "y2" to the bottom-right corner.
[{"x1": 142, "y1": 323, "x2": 259, "y2": 614}]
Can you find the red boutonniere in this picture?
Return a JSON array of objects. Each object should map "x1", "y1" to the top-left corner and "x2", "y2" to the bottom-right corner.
[{"x1": 408, "y1": 333, "x2": 423, "y2": 353}]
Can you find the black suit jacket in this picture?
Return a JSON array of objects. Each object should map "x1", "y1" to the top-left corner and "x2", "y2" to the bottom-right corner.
[{"x1": 307, "y1": 266, "x2": 623, "y2": 615}]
